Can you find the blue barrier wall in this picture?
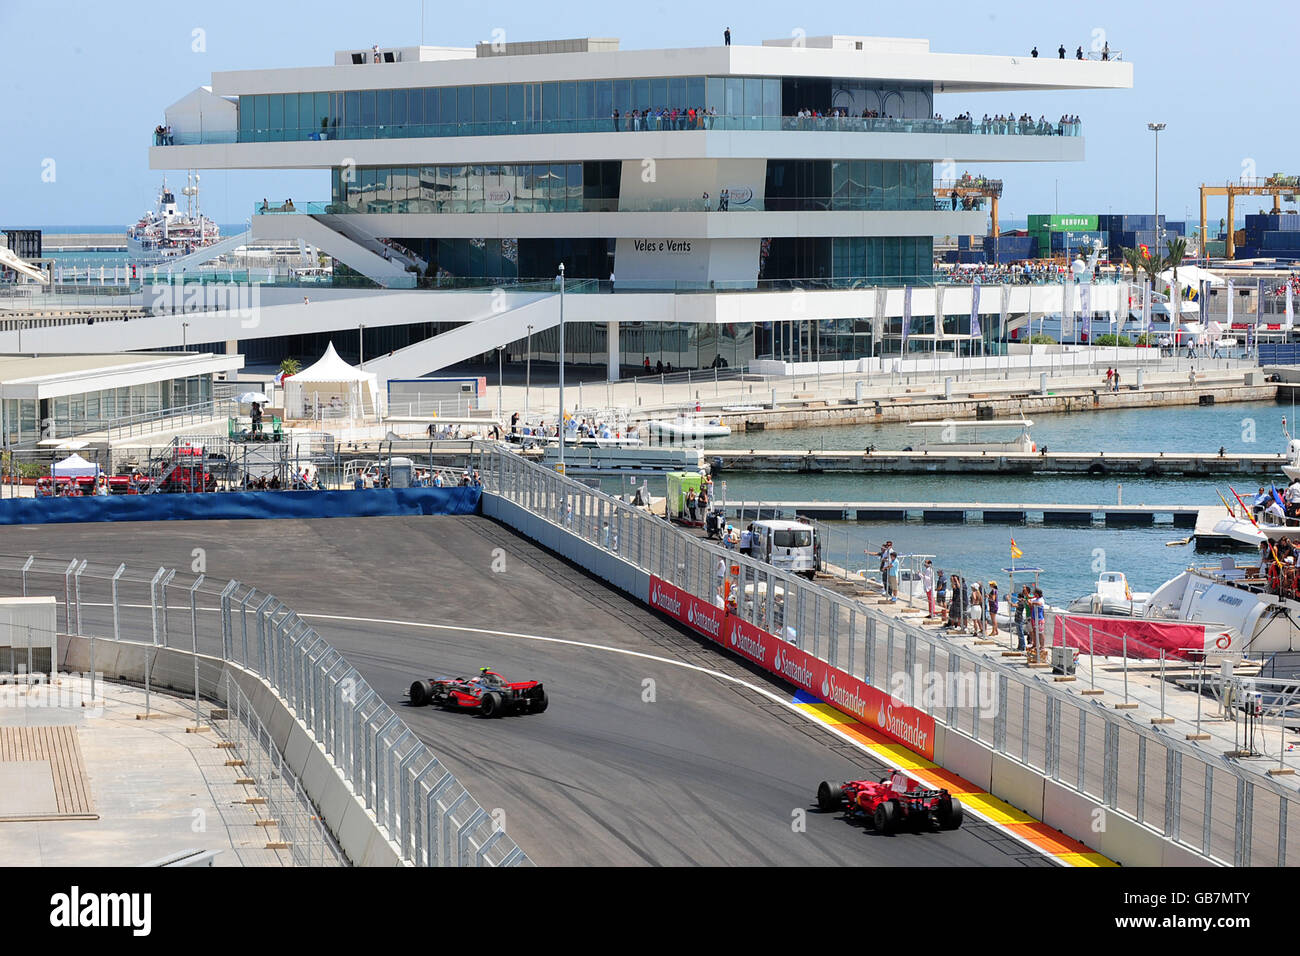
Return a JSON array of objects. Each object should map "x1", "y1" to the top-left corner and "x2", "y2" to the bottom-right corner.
[
  {"x1": 1260, "y1": 344, "x2": 1300, "y2": 366},
  {"x1": 0, "y1": 486, "x2": 481, "y2": 525}
]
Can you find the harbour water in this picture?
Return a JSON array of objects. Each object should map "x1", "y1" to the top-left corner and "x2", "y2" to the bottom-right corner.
[{"x1": 698, "y1": 398, "x2": 1294, "y2": 603}]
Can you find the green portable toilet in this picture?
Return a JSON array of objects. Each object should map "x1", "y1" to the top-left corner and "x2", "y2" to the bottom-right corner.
[{"x1": 664, "y1": 471, "x2": 703, "y2": 523}]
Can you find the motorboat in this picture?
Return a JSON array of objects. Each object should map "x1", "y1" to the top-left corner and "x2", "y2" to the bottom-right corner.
[
  {"x1": 905, "y1": 416, "x2": 1035, "y2": 454},
  {"x1": 1065, "y1": 571, "x2": 1151, "y2": 616},
  {"x1": 649, "y1": 414, "x2": 731, "y2": 440}
]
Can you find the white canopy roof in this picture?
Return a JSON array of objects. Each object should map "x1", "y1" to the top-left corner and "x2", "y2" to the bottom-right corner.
[
  {"x1": 287, "y1": 342, "x2": 375, "y2": 383},
  {"x1": 52, "y1": 453, "x2": 100, "y2": 477},
  {"x1": 1159, "y1": 265, "x2": 1224, "y2": 288}
]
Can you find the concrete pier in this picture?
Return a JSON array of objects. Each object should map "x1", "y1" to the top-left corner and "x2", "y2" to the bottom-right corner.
[
  {"x1": 718, "y1": 500, "x2": 1204, "y2": 527},
  {"x1": 710, "y1": 448, "x2": 1283, "y2": 476}
]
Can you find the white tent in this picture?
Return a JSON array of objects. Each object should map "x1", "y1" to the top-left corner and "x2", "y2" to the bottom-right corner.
[
  {"x1": 1159, "y1": 265, "x2": 1224, "y2": 289},
  {"x1": 283, "y1": 342, "x2": 381, "y2": 419},
  {"x1": 52, "y1": 454, "x2": 100, "y2": 478}
]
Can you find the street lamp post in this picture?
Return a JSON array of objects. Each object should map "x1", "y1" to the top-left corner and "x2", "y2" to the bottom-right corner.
[
  {"x1": 182, "y1": 321, "x2": 189, "y2": 351},
  {"x1": 496, "y1": 345, "x2": 504, "y2": 420},
  {"x1": 525, "y1": 323, "x2": 534, "y2": 421},
  {"x1": 1148, "y1": 122, "x2": 1166, "y2": 248},
  {"x1": 358, "y1": 323, "x2": 366, "y2": 368},
  {"x1": 557, "y1": 263, "x2": 566, "y2": 474}
]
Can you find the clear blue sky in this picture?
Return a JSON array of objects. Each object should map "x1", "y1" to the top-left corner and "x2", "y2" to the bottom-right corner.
[{"x1": 0, "y1": 0, "x2": 1289, "y2": 229}]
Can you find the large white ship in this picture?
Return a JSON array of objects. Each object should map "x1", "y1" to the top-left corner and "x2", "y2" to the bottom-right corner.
[{"x1": 126, "y1": 172, "x2": 221, "y2": 259}]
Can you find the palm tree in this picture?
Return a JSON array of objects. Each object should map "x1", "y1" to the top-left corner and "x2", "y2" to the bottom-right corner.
[
  {"x1": 279, "y1": 358, "x2": 302, "y2": 378},
  {"x1": 1121, "y1": 246, "x2": 1143, "y2": 282}
]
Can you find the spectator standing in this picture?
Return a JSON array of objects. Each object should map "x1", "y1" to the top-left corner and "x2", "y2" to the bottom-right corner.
[
  {"x1": 936, "y1": 568, "x2": 948, "y2": 613},
  {"x1": 872, "y1": 541, "x2": 896, "y2": 594},
  {"x1": 922, "y1": 559, "x2": 935, "y2": 618},
  {"x1": 724, "y1": 27, "x2": 731, "y2": 46},
  {"x1": 1058, "y1": 44, "x2": 1066, "y2": 59},
  {"x1": 1014, "y1": 586, "x2": 1029, "y2": 651},
  {"x1": 987, "y1": 581, "x2": 1000, "y2": 636},
  {"x1": 1031, "y1": 46, "x2": 1038, "y2": 58}
]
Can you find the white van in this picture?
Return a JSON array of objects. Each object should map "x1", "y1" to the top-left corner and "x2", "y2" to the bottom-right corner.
[{"x1": 749, "y1": 519, "x2": 817, "y2": 579}]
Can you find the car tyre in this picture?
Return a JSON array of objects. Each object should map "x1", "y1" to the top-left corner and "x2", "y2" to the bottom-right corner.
[
  {"x1": 816, "y1": 781, "x2": 843, "y2": 811},
  {"x1": 409, "y1": 680, "x2": 433, "y2": 706},
  {"x1": 938, "y1": 796, "x2": 964, "y2": 831},
  {"x1": 480, "y1": 691, "x2": 503, "y2": 718},
  {"x1": 533, "y1": 689, "x2": 549, "y2": 713},
  {"x1": 873, "y1": 799, "x2": 898, "y2": 834}
]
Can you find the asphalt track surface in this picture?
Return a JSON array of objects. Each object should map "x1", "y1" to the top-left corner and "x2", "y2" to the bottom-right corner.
[{"x1": 0, "y1": 516, "x2": 1051, "y2": 867}]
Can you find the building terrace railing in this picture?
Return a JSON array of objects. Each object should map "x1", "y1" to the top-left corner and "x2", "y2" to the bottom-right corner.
[
  {"x1": 155, "y1": 113, "x2": 1083, "y2": 147},
  {"x1": 255, "y1": 196, "x2": 981, "y2": 216}
]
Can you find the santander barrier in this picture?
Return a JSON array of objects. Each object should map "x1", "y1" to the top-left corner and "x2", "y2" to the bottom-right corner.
[
  {"x1": 1, "y1": 555, "x2": 530, "y2": 868},
  {"x1": 480, "y1": 444, "x2": 1300, "y2": 867},
  {"x1": 0, "y1": 486, "x2": 481, "y2": 525}
]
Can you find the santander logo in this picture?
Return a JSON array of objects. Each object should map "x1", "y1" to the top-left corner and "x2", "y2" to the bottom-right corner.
[
  {"x1": 651, "y1": 583, "x2": 682, "y2": 618},
  {"x1": 727, "y1": 622, "x2": 765, "y2": 663},
  {"x1": 881, "y1": 703, "x2": 931, "y2": 753}
]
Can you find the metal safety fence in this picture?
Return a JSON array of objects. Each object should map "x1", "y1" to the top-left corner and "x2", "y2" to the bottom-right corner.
[
  {"x1": 0, "y1": 554, "x2": 530, "y2": 868},
  {"x1": 483, "y1": 444, "x2": 1300, "y2": 866}
]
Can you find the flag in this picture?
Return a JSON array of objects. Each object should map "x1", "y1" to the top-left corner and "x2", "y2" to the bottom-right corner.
[
  {"x1": 1272, "y1": 484, "x2": 1287, "y2": 512},
  {"x1": 1227, "y1": 278, "x2": 1234, "y2": 326},
  {"x1": 902, "y1": 286, "x2": 912, "y2": 348},
  {"x1": 999, "y1": 284, "x2": 1010, "y2": 341},
  {"x1": 1080, "y1": 283, "x2": 1092, "y2": 340},
  {"x1": 1062, "y1": 273, "x2": 1075, "y2": 340},
  {"x1": 969, "y1": 282, "x2": 980, "y2": 339},
  {"x1": 1010, "y1": 538, "x2": 1024, "y2": 559},
  {"x1": 1124, "y1": 579, "x2": 1132, "y2": 601},
  {"x1": 1288, "y1": 283, "x2": 1294, "y2": 331},
  {"x1": 935, "y1": 285, "x2": 946, "y2": 341},
  {"x1": 1142, "y1": 279, "x2": 1152, "y2": 336},
  {"x1": 873, "y1": 286, "x2": 886, "y2": 349}
]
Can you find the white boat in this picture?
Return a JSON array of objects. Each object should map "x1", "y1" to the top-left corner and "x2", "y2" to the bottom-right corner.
[
  {"x1": 127, "y1": 173, "x2": 222, "y2": 260},
  {"x1": 1065, "y1": 571, "x2": 1151, "y2": 616},
  {"x1": 649, "y1": 415, "x2": 731, "y2": 439},
  {"x1": 905, "y1": 416, "x2": 1035, "y2": 454},
  {"x1": 1142, "y1": 563, "x2": 1297, "y2": 656}
]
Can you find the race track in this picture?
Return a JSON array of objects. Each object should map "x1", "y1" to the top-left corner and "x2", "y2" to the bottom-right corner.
[{"x1": 0, "y1": 515, "x2": 1050, "y2": 866}]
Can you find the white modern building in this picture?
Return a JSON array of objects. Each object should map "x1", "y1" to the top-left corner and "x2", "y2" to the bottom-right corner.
[{"x1": 136, "y1": 35, "x2": 1133, "y2": 384}]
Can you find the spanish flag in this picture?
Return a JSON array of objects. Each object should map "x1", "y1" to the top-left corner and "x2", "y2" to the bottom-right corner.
[{"x1": 1010, "y1": 538, "x2": 1024, "y2": 560}]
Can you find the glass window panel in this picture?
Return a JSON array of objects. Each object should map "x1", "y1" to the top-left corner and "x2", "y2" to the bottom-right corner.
[
  {"x1": 764, "y1": 77, "x2": 780, "y2": 117},
  {"x1": 632, "y1": 79, "x2": 650, "y2": 110},
  {"x1": 490, "y1": 85, "x2": 508, "y2": 127},
  {"x1": 508, "y1": 83, "x2": 524, "y2": 125},
  {"x1": 687, "y1": 76, "x2": 705, "y2": 109},
  {"x1": 668, "y1": 77, "x2": 686, "y2": 108},
  {"x1": 359, "y1": 90, "x2": 376, "y2": 130},
  {"x1": 423, "y1": 88, "x2": 437, "y2": 130},
  {"x1": 866, "y1": 160, "x2": 883, "y2": 210},
  {"x1": 576, "y1": 81, "x2": 594, "y2": 120},
  {"x1": 594, "y1": 81, "x2": 612, "y2": 122},
  {"x1": 253, "y1": 95, "x2": 268, "y2": 140},
  {"x1": 441, "y1": 88, "x2": 457, "y2": 132},
  {"x1": 456, "y1": 86, "x2": 473, "y2": 127},
  {"x1": 559, "y1": 81, "x2": 577, "y2": 123},
  {"x1": 724, "y1": 77, "x2": 742, "y2": 116},
  {"x1": 239, "y1": 97, "x2": 253, "y2": 139},
  {"x1": 706, "y1": 77, "x2": 723, "y2": 112},
  {"x1": 376, "y1": 88, "x2": 392, "y2": 127},
  {"x1": 267, "y1": 93, "x2": 283, "y2": 140},
  {"x1": 473, "y1": 86, "x2": 489, "y2": 128},
  {"x1": 466, "y1": 164, "x2": 484, "y2": 212},
  {"x1": 568, "y1": 163, "x2": 581, "y2": 210},
  {"x1": 612, "y1": 79, "x2": 631, "y2": 114},
  {"x1": 282, "y1": 93, "x2": 298, "y2": 137},
  {"x1": 541, "y1": 82, "x2": 559, "y2": 126},
  {"x1": 743, "y1": 77, "x2": 762, "y2": 116}
]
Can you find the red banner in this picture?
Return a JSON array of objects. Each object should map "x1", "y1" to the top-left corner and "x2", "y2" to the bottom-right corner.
[
  {"x1": 648, "y1": 576, "x2": 936, "y2": 760},
  {"x1": 1052, "y1": 614, "x2": 1218, "y2": 660}
]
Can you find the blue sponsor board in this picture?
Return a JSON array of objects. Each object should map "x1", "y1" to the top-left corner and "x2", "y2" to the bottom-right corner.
[{"x1": 0, "y1": 486, "x2": 481, "y2": 525}]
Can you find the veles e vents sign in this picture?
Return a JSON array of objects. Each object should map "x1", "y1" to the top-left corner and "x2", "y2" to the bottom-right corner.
[{"x1": 633, "y1": 239, "x2": 693, "y2": 254}]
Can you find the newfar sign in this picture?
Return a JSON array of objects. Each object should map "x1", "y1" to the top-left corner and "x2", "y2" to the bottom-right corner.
[{"x1": 647, "y1": 576, "x2": 935, "y2": 760}]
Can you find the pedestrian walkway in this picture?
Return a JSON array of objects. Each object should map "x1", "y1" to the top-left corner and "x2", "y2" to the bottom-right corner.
[{"x1": 0, "y1": 675, "x2": 296, "y2": 866}]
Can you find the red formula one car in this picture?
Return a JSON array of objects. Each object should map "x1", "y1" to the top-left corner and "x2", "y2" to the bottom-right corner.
[
  {"x1": 408, "y1": 667, "x2": 548, "y2": 718},
  {"x1": 816, "y1": 770, "x2": 964, "y2": 834}
]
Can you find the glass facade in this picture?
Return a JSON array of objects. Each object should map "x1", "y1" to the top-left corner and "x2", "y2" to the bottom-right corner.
[
  {"x1": 234, "y1": 75, "x2": 947, "y2": 142},
  {"x1": 759, "y1": 236, "x2": 933, "y2": 286},
  {"x1": 329, "y1": 162, "x2": 620, "y2": 213},
  {"x1": 766, "y1": 159, "x2": 935, "y2": 211},
  {"x1": 2, "y1": 375, "x2": 214, "y2": 446}
]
